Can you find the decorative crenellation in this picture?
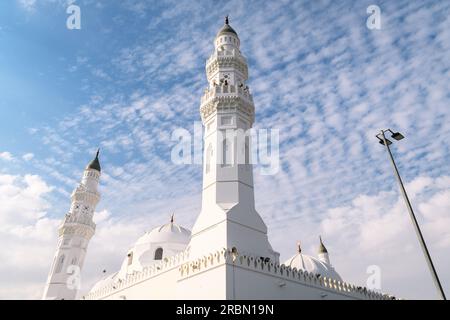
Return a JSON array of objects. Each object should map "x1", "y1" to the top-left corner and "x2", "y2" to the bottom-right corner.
[
  {"x1": 201, "y1": 84, "x2": 253, "y2": 105},
  {"x1": 206, "y1": 55, "x2": 248, "y2": 81},
  {"x1": 71, "y1": 186, "x2": 100, "y2": 205},
  {"x1": 206, "y1": 49, "x2": 247, "y2": 68},
  {"x1": 200, "y1": 94, "x2": 255, "y2": 124},
  {"x1": 83, "y1": 249, "x2": 192, "y2": 300},
  {"x1": 84, "y1": 247, "x2": 396, "y2": 300},
  {"x1": 178, "y1": 248, "x2": 396, "y2": 300},
  {"x1": 58, "y1": 222, "x2": 95, "y2": 239}
]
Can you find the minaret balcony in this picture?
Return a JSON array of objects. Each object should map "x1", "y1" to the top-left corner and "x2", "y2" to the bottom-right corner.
[
  {"x1": 59, "y1": 219, "x2": 96, "y2": 238},
  {"x1": 206, "y1": 49, "x2": 247, "y2": 66},
  {"x1": 206, "y1": 53, "x2": 248, "y2": 80},
  {"x1": 201, "y1": 84, "x2": 254, "y2": 106}
]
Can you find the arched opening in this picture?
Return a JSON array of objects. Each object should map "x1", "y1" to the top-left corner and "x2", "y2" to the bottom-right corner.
[
  {"x1": 154, "y1": 248, "x2": 163, "y2": 260},
  {"x1": 55, "y1": 255, "x2": 65, "y2": 273}
]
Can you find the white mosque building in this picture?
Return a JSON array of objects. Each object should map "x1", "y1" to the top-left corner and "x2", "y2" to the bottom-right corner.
[{"x1": 43, "y1": 18, "x2": 393, "y2": 300}]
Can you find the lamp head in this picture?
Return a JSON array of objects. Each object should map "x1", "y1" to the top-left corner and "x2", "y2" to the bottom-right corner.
[
  {"x1": 391, "y1": 132, "x2": 404, "y2": 141},
  {"x1": 378, "y1": 138, "x2": 392, "y2": 146}
]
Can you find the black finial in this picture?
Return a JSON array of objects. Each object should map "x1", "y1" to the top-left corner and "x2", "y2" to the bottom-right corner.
[
  {"x1": 86, "y1": 148, "x2": 101, "y2": 172},
  {"x1": 297, "y1": 241, "x2": 302, "y2": 254},
  {"x1": 225, "y1": 15, "x2": 229, "y2": 25},
  {"x1": 170, "y1": 213, "x2": 174, "y2": 223}
]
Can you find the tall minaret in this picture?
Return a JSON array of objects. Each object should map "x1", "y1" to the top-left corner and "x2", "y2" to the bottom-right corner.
[
  {"x1": 42, "y1": 150, "x2": 101, "y2": 300},
  {"x1": 188, "y1": 17, "x2": 279, "y2": 262}
]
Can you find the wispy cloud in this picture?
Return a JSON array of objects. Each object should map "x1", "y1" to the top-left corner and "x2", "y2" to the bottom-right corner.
[{"x1": 0, "y1": 152, "x2": 14, "y2": 161}]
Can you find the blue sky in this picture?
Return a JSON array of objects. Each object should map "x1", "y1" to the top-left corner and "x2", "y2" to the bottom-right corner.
[{"x1": 0, "y1": 0, "x2": 449, "y2": 299}]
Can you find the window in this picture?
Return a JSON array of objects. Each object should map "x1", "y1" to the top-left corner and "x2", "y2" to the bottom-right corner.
[
  {"x1": 245, "y1": 136, "x2": 250, "y2": 165},
  {"x1": 221, "y1": 116, "x2": 232, "y2": 125},
  {"x1": 154, "y1": 248, "x2": 163, "y2": 260},
  {"x1": 205, "y1": 144, "x2": 212, "y2": 174},
  {"x1": 127, "y1": 252, "x2": 133, "y2": 266},
  {"x1": 71, "y1": 258, "x2": 77, "y2": 266},
  {"x1": 222, "y1": 138, "x2": 232, "y2": 167},
  {"x1": 55, "y1": 255, "x2": 65, "y2": 273}
]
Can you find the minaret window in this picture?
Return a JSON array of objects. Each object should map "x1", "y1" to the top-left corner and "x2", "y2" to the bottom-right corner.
[
  {"x1": 154, "y1": 248, "x2": 163, "y2": 260},
  {"x1": 245, "y1": 136, "x2": 250, "y2": 165},
  {"x1": 205, "y1": 144, "x2": 212, "y2": 174},
  {"x1": 222, "y1": 138, "x2": 232, "y2": 167},
  {"x1": 55, "y1": 255, "x2": 65, "y2": 273}
]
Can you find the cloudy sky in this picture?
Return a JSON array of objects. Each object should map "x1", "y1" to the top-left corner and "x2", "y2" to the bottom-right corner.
[{"x1": 0, "y1": 0, "x2": 449, "y2": 299}]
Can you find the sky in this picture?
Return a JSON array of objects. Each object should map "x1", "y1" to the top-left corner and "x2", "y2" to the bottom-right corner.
[{"x1": 0, "y1": 0, "x2": 449, "y2": 300}]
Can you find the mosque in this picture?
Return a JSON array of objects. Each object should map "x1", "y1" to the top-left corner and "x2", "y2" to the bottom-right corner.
[{"x1": 42, "y1": 17, "x2": 392, "y2": 300}]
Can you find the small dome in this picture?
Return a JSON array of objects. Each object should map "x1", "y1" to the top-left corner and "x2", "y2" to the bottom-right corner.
[
  {"x1": 136, "y1": 220, "x2": 191, "y2": 245},
  {"x1": 216, "y1": 16, "x2": 239, "y2": 38},
  {"x1": 86, "y1": 149, "x2": 101, "y2": 172},
  {"x1": 89, "y1": 272, "x2": 117, "y2": 293},
  {"x1": 285, "y1": 254, "x2": 342, "y2": 282}
]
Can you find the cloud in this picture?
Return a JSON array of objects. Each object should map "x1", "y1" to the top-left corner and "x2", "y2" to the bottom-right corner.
[
  {"x1": 0, "y1": 152, "x2": 14, "y2": 161},
  {"x1": 17, "y1": 0, "x2": 36, "y2": 11},
  {"x1": 0, "y1": 173, "x2": 57, "y2": 299},
  {"x1": 22, "y1": 153, "x2": 35, "y2": 161}
]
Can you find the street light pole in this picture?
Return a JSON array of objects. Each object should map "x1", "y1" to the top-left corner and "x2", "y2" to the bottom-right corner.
[{"x1": 379, "y1": 130, "x2": 446, "y2": 300}]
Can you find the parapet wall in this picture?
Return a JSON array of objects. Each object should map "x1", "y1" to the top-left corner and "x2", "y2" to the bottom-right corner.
[{"x1": 84, "y1": 247, "x2": 395, "y2": 300}]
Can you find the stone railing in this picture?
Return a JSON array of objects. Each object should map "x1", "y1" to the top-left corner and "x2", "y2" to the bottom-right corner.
[
  {"x1": 201, "y1": 85, "x2": 253, "y2": 106},
  {"x1": 84, "y1": 247, "x2": 396, "y2": 300},
  {"x1": 179, "y1": 248, "x2": 396, "y2": 300},
  {"x1": 83, "y1": 250, "x2": 191, "y2": 300},
  {"x1": 206, "y1": 49, "x2": 247, "y2": 66}
]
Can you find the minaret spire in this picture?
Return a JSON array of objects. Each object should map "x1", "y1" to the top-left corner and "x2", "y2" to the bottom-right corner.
[{"x1": 225, "y1": 15, "x2": 229, "y2": 25}]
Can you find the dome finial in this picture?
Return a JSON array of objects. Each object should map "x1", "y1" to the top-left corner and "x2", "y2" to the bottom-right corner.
[
  {"x1": 96, "y1": 148, "x2": 100, "y2": 158},
  {"x1": 296, "y1": 241, "x2": 302, "y2": 254},
  {"x1": 319, "y1": 235, "x2": 328, "y2": 253},
  {"x1": 225, "y1": 15, "x2": 229, "y2": 25},
  {"x1": 170, "y1": 213, "x2": 174, "y2": 223}
]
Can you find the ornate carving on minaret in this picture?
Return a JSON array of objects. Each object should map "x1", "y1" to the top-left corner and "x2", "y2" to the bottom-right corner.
[{"x1": 42, "y1": 150, "x2": 101, "y2": 300}]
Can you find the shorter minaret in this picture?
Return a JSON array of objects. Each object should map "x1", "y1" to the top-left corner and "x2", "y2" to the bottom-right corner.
[
  {"x1": 318, "y1": 236, "x2": 330, "y2": 264},
  {"x1": 42, "y1": 150, "x2": 101, "y2": 300}
]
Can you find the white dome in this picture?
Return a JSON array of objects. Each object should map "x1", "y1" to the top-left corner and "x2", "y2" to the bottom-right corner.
[
  {"x1": 284, "y1": 254, "x2": 342, "y2": 282},
  {"x1": 88, "y1": 219, "x2": 191, "y2": 295},
  {"x1": 89, "y1": 272, "x2": 117, "y2": 293},
  {"x1": 136, "y1": 221, "x2": 191, "y2": 245}
]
